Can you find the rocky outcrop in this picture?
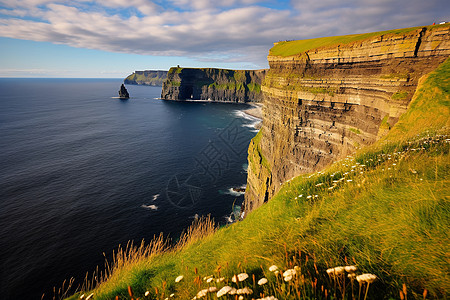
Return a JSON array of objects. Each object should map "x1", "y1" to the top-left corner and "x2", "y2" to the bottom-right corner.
[
  {"x1": 244, "y1": 25, "x2": 450, "y2": 212},
  {"x1": 118, "y1": 84, "x2": 129, "y2": 99},
  {"x1": 124, "y1": 70, "x2": 168, "y2": 86},
  {"x1": 161, "y1": 67, "x2": 267, "y2": 103}
]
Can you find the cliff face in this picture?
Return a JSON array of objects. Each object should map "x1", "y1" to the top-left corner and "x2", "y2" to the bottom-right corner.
[
  {"x1": 124, "y1": 70, "x2": 168, "y2": 86},
  {"x1": 161, "y1": 67, "x2": 267, "y2": 103},
  {"x1": 245, "y1": 25, "x2": 450, "y2": 212}
]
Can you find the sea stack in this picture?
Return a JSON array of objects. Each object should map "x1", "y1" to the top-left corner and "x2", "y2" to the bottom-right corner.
[{"x1": 118, "y1": 84, "x2": 130, "y2": 99}]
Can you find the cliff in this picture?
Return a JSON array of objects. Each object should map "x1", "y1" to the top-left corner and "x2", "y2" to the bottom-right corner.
[
  {"x1": 245, "y1": 24, "x2": 450, "y2": 212},
  {"x1": 124, "y1": 70, "x2": 168, "y2": 86},
  {"x1": 161, "y1": 67, "x2": 267, "y2": 102}
]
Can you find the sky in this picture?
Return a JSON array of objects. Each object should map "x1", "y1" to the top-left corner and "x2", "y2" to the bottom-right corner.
[{"x1": 0, "y1": 0, "x2": 448, "y2": 78}]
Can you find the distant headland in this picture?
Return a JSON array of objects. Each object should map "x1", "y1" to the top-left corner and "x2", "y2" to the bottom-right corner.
[{"x1": 124, "y1": 70, "x2": 168, "y2": 86}]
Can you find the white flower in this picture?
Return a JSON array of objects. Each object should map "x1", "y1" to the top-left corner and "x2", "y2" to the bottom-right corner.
[
  {"x1": 268, "y1": 265, "x2": 278, "y2": 272},
  {"x1": 258, "y1": 278, "x2": 268, "y2": 285},
  {"x1": 237, "y1": 287, "x2": 253, "y2": 295},
  {"x1": 203, "y1": 275, "x2": 213, "y2": 281},
  {"x1": 208, "y1": 287, "x2": 218, "y2": 292},
  {"x1": 170, "y1": 293, "x2": 175, "y2": 297},
  {"x1": 175, "y1": 275, "x2": 184, "y2": 282},
  {"x1": 283, "y1": 269, "x2": 296, "y2": 277},
  {"x1": 228, "y1": 288, "x2": 237, "y2": 295},
  {"x1": 356, "y1": 273, "x2": 377, "y2": 283},
  {"x1": 274, "y1": 270, "x2": 279, "y2": 276},
  {"x1": 196, "y1": 289, "x2": 208, "y2": 298},
  {"x1": 232, "y1": 273, "x2": 249, "y2": 282},
  {"x1": 326, "y1": 266, "x2": 344, "y2": 275},
  {"x1": 348, "y1": 273, "x2": 356, "y2": 279},
  {"x1": 79, "y1": 294, "x2": 85, "y2": 299},
  {"x1": 216, "y1": 277, "x2": 225, "y2": 283},
  {"x1": 85, "y1": 294, "x2": 94, "y2": 300},
  {"x1": 307, "y1": 195, "x2": 312, "y2": 199},
  {"x1": 239, "y1": 296, "x2": 244, "y2": 300},
  {"x1": 217, "y1": 286, "x2": 233, "y2": 297},
  {"x1": 344, "y1": 265, "x2": 357, "y2": 273},
  {"x1": 145, "y1": 291, "x2": 150, "y2": 296},
  {"x1": 206, "y1": 277, "x2": 214, "y2": 283},
  {"x1": 284, "y1": 274, "x2": 293, "y2": 281}
]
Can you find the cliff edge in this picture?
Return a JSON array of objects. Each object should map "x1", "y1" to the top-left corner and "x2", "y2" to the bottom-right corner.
[{"x1": 245, "y1": 24, "x2": 450, "y2": 212}]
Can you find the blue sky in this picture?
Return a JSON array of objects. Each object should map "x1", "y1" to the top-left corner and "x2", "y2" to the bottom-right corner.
[{"x1": 0, "y1": 0, "x2": 448, "y2": 78}]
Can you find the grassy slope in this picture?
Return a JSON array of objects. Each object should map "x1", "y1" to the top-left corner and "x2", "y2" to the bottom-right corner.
[
  {"x1": 67, "y1": 60, "x2": 449, "y2": 300},
  {"x1": 270, "y1": 24, "x2": 449, "y2": 57}
]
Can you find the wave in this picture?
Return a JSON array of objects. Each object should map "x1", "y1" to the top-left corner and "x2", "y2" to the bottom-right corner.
[
  {"x1": 220, "y1": 184, "x2": 246, "y2": 196},
  {"x1": 233, "y1": 110, "x2": 261, "y2": 129},
  {"x1": 141, "y1": 204, "x2": 158, "y2": 210}
]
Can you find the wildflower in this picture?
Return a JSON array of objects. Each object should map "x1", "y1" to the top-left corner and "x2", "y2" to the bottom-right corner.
[
  {"x1": 348, "y1": 273, "x2": 356, "y2": 279},
  {"x1": 203, "y1": 275, "x2": 213, "y2": 281},
  {"x1": 314, "y1": 195, "x2": 318, "y2": 198},
  {"x1": 257, "y1": 296, "x2": 278, "y2": 300},
  {"x1": 170, "y1": 294, "x2": 175, "y2": 297},
  {"x1": 79, "y1": 294, "x2": 85, "y2": 299},
  {"x1": 344, "y1": 265, "x2": 357, "y2": 273},
  {"x1": 175, "y1": 275, "x2": 184, "y2": 282},
  {"x1": 356, "y1": 273, "x2": 377, "y2": 284},
  {"x1": 239, "y1": 296, "x2": 244, "y2": 300},
  {"x1": 232, "y1": 273, "x2": 249, "y2": 282},
  {"x1": 284, "y1": 274, "x2": 293, "y2": 281},
  {"x1": 196, "y1": 289, "x2": 208, "y2": 298},
  {"x1": 217, "y1": 286, "x2": 233, "y2": 297},
  {"x1": 216, "y1": 277, "x2": 225, "y2": 283},
  {"x1": 274, "y1": 270, "x2": 280, "y2": 276},
  {"x1": 145, "y1": 291, "x2": 150, "y2": 296},
  {"x1": 208, "y1": 287, "x2": 218, "y2": 292},
  {"x1": 269, "y1": 265, "x2": 278, "y2": 272},
  {"x1": 283, "y1": 269, "x2": 296, "y2": 277},
  {"x1": 326, "y1": 266, "x2": 344, "y2": 275},
  {"x1": 294, "y1": 266, "x2": 300, "y2": 272},
  {"x1": 347, "y1": 179, "x2": 352, "y2": 182},
  {"x1": 299, "y1": 194, "x2": 303, "y2": 197},
  {"x1": 306, "y1": 195, "x2": 312, "y2": 199},
  {"x1": 85, "y1": 294, "x2": 94, "y2": 300},
  {"x1": 258, "y1": 278, "x2": 268, "y2": 285},
  {"x1": 315, "y1": 183, "x2": 324, "y2": 187},
  {"x1": 237, "y1": 287, "x2": 253, "y2": 295},
  {"x1": 206, "y1": 277, "x2": 214, "y2": 283}
]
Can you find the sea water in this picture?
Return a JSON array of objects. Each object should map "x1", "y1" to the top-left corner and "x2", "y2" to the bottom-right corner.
[{"x1": 0, "y1": 78, "x2": 258, "y2": 299}]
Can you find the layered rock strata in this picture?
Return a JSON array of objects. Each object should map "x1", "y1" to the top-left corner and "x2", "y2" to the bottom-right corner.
[
  {"x1": 161, "y1": 67, "x2": 267, "y2": 103},
  {"x1": 124, "y1": 70, "x2": 168, "y2": 86},
  {"x1": 245, "y1": 25, "x2": 450, "y2": 212}
]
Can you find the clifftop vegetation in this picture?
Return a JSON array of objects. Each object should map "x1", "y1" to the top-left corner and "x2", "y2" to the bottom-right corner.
[{"x1": 270, "y1": 24, "x2": 449, "y2": 57}]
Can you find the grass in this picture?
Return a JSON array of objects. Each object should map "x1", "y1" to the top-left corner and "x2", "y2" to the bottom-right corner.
[
  {"x1": 391, "y1": 91, "x2": 409, "y2": 100},
  {"x1": 269, "y1": 24, "x2": 449, "y2": 57},
  {"x1": 62, "y1": 56, "x2": 449, "y2": 300}
]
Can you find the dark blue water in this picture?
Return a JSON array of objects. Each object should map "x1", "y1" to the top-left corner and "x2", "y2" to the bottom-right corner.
[{"x1": 0, "y1": 78, "x2": 258, "y2": 299}]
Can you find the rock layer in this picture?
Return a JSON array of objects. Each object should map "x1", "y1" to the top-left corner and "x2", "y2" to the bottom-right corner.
[
  {"x1": 244, "y1": 25, "x2": 450, "y2": 212},
  {"x1": 161, "y1": 67, "x2": 267, "y2": 103}
]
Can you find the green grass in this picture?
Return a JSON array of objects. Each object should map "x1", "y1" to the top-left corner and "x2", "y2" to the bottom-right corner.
[
  {"x1": 349, "y1": 128, "x2": 361, "y2": 135},
  {"x1": 63, "y1": 52, "x2": 449, "y2": 300},
  {"x1": 269, "y1": 24, "x2": 449, "y2": 57}
]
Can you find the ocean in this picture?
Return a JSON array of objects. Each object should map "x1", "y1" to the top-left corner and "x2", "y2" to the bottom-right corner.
[{"x1": 0, "y1": 78, "x2": 259, "y2": 299}]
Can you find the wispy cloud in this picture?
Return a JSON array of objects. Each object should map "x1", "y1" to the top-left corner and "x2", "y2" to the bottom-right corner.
[{"x1": 0, "y1": 0, "x2": 448, "y2": 68}]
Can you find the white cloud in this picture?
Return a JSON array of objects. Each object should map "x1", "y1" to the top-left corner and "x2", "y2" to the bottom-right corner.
[{"x1": 0, "y1": 0, "x2": 448, "y2": 69}]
